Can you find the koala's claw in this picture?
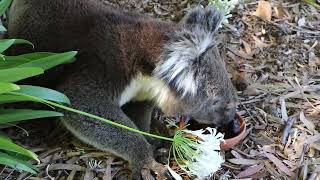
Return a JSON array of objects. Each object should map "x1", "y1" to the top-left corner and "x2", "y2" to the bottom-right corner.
[{"x1": 141, "y1": 160, "x2": 171, "y2": 180}]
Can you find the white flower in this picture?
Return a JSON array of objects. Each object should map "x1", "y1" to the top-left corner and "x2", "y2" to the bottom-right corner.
[
  {"x1": 209, "y1": 0, "x2": 239, "y2": 25},
  {"x1": 167, "y1": 165, "x2": 183, "y2": 180},
  {"x1": 210, "y1": 0, "x2": 239, "y2": 13},
  {"x1": 171, "y1": 127, "x2": 225, "y2": 179}
]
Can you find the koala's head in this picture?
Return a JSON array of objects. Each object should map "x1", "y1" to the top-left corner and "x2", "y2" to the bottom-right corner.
[{"x1": 154, "y1": 6, "x2": 238, "y2": 128}]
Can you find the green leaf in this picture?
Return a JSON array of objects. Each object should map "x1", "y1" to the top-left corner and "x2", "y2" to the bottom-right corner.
[
  {"x1": 18, "y1": 52, "x2": 57, "y2": 60},
  {"x1": 16, "y1": 51, "x2": 77, "y2": 70},
  {"x1": 0, "y1": 131, "x2": 10, "y2": 141},
  {"x1": 0, "y1": 152, "x2": 37, "y2": 174},
  {"x1": 0, "y1": 0, "x2": 12, "y2": 16},
  {"x1": 0, "y1": 56, "x2": 31, "y2": 69},
  {"x1": 0, "y1": 82, "x2": 20, "y2": 94},
  {"x1": 0, "y1": 39, "x2": 15, "y2": 53},
  {"x1": 0, "y1": 134, "x2": 39, "y2": 162},
  {"x1": 0, "y1": 25, "x2": 6, "y2": 32},
  {"x1": 0, "y1": 94, "x2": 34, "y2": 104},
  {"x1": 0, "y1": 39, "x2": 34, "y2": 53},
  {"x1": 0, "y1": 53, "x2": 57, "y2": 69},
  {"x1": 18, "y1": 85, "x2": 70, "y2": 104},
  {"x1": 302, "y1": 0, "x2": 320, "y2": 9},
  {"x1": 0, "y1": 67, "x2": 44, "y2": 82},
  {"x1": 0, "y1": 109, "x2": 63, "y2": 124}
]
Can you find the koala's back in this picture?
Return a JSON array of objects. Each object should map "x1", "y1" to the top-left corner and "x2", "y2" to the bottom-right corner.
[
  {"x1": 10, "y1": 0, "x2": 97, "y2": 52},
  {"x1": 10, "y1": 0, "x2": 143, "y2": 54},
  {"x1": 8, "y1": 0, "x2": 154, "y2": 90}
]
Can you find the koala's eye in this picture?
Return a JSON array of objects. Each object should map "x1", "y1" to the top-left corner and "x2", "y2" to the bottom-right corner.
[
  {"x1": 211, "y1": 100, "x2": 219, "y2": 106},
  {"x1": 198, "y1": 50, "x2": 207, "y2": 60},
  {"x1": 197, "y1": 44, "x2": 215, "y2": 61}
]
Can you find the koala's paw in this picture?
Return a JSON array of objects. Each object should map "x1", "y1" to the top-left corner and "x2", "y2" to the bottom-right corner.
[{"x1": 141, "y1": 159, "x2": 172, "y2": 180}]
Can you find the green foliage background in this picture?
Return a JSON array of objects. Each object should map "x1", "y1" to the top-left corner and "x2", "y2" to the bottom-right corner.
[{"x1": 0, "y1": 0, "x2": 77, "y2": 173}]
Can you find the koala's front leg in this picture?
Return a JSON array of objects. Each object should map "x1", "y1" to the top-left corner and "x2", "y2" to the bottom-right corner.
[
  {"x1": 121, "y1": 101, "x2": 154, "y2": 132},
  {"x1": 121, "y1": 101, "x2": 165, "y2": 150},
  {"x1": 57, "y1": 76, "x2": 167, "y2": 179},
  {"x1": 62, "y1": 107, "x2": 163, "y2": 179}
]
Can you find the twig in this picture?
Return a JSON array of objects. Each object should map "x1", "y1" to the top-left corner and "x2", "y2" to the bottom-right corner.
[
  {"x1": 45, "y1": 164, "x2": 55, "y2": 180},
  {"x1": 0, "y1": 166, "x2": 6, "y2": 176},
  {"x1": 295, "y1": 144, "x2": 309, "y2": 180},
  {"x1": 294, "y1": 77, "x2": 320, "y2": 113},
  {"x1": 281, "y1": 117, "x2": 295, "y2": 145},
  {"x1": 279, "y1": 97, "x2": 288, "y2": 122},
  {"x1": 4, "y1": 169, "x2": 15, "y2": 180},
  {"x1": 298, "y1": 144, "x2": 308, "y2": 167}
]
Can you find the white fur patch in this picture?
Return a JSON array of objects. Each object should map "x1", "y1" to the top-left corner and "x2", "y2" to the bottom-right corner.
[
  {"x1": 155, "y1": 27, "x2": 214, "y2": 97},
  {"x1": 118, "y1": 73, "x2": 176, "y2": 109}
]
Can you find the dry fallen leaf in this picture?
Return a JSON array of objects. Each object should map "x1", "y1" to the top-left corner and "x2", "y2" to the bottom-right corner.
[
  {"x1": 236, "y1": 164, "x2": 265, "y2": 178},
  {"x1": 67, "y1": 170, "x2": 77, "y2": 180},
  {"x1": 274, "y1": 1, "x2": 286, "y2": 18},
  {"x1": 299, "y1": 112, "x2": 317, "y2": 133},
  {"x1": 228, "y1": 158, "x2": 262, "y2": 165},
  {"x1": 264, "y1": 152, "x2": 295, "y2": 177},
  {"x1": 103, "y1": 157, "x2": 115, "y2": 180},
  {"x1": 84, "y1": 168, "x2": 95, "y2": 180},
  {"x1": 231, "y1": 71, "x2": 248, "y2": 91},
  {"x1": 264, "y1": 161, "x2": 282, "y2": 178},
  {"x1": 227, "y1": 46, "x2": 253, "y2": 60},
  {"x1": 241, "y1": 39, "x2": 252, "y2": 54},
  {"x1": 305, "y1": 134, "x2": 320, "y2": 145},
  {"x1": 48, "y1": 163, "x2": 86, "y2": 171},
  {"x1": 253, "y1": 1, "x2": 272, "y2": 21},
  {"x1": 243, "y1": 85, "x2": 262, "y2": 96},
  {"x1": 252, "y1": 35, "x2": 271, "y2": 49}
]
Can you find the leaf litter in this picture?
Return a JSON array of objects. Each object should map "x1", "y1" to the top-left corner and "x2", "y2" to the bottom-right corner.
[{"x1": 1, "y1": 0, "x2": 320, "y2": 179}]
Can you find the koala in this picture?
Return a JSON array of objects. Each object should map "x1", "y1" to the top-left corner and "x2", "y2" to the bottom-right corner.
[{"x1": 8, "y1": 0, "x2": 238, "y2": 179}]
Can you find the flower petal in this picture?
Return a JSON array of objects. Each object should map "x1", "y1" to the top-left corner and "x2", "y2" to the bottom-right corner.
[{"x1": 166, "y1": 165, "x2": 183, "y2": 180}]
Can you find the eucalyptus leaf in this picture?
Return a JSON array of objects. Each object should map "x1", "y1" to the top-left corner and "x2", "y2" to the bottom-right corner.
[
  {"x1": 0, "y1": 67, "x2": 44, "y2": 82},
  {"x1": 0, "y1": 53, "x2": 56, "y2": 69},
  {"x1": 0, "y1": 131, "x2": 10, "y2": 141},
  {"x1": 0, "y1": 82, "x2": 19, "y2": 94},
  {"x1": 18, "y1": 85, "x2": 70, "y2": 104},
  {"x1": 0, "y1": 39, "x2": 34, "y2": 53},
  {"x1": 0, "y1": 39, "x2": 15, "y2": 53},
  {"x1": 0, "y1": 135, "x2": 39, "y2": 162},
  {"x1": 0, "y1": 152, "x2": 37, "y2": 174},
  {"x1": 0, "y1": 25, "x2": 6, "y2": 32},
  {"x1": 0, "y1": 56, "x2": 31, "y2": 69},
  {"x1": 0, "y1": 109, "x2": 63, "y2": 123},
  {"x1": 0, "y1": 94, "x2": 34, "y2": 104},
  {"x1": 16, "y1": 51, "x2": 77, "y2": 70},
  {"x1": 0, "y1": 0, "x2": 12, "y2": 16},
  {"x1": 18, "y1": 52, "x2": 57, "y2": 60}
]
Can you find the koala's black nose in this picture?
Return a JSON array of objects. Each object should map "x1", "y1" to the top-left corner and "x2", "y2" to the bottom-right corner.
[
  {"x1": 225, "y1": 105, "x2": 237, "y2": 125},
  {"x1": 216, "y1": 117, "x2": 233, "y2": 130},
  {"x1": 217, "y1": 119, "x2": 238, "y2": 139},
  {"x1": 216, "y1": 110, "x2": 240, "y2": 138}
]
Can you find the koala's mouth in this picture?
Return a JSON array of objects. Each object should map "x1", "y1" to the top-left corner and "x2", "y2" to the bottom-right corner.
[{"x1": 179, "y1": 115, "x2": 241, "y2": 139}]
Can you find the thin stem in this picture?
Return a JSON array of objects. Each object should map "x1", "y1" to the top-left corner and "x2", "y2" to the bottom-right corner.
[{"x1": 8, "y1": 92, "x2": 174, "y2": 142}]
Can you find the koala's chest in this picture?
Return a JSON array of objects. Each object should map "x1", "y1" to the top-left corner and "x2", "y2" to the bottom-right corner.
[{"x1": 118, "y1": 73, "x2": 174, "y2": 107}]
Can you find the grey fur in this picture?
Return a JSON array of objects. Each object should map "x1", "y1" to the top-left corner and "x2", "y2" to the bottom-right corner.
[{"x1": 154, "y1": 6, "x2": 225, "y2": 97}]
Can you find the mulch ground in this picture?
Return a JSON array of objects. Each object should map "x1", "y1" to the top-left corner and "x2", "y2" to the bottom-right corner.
[{"x1": 1, "y1": 0, "x2": 319, "y2": 179}]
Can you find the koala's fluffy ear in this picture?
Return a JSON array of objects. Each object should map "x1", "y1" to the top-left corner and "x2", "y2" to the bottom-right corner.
[
  {"x1": 182, "y1": 5, "x2": 224, "y2": 34},
  {"x1": 155, "y1": 6, "x2": 225, "y2": 98},
  {"x1": 182, "y1": 6, "x2": 206, "y2": 25}
]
